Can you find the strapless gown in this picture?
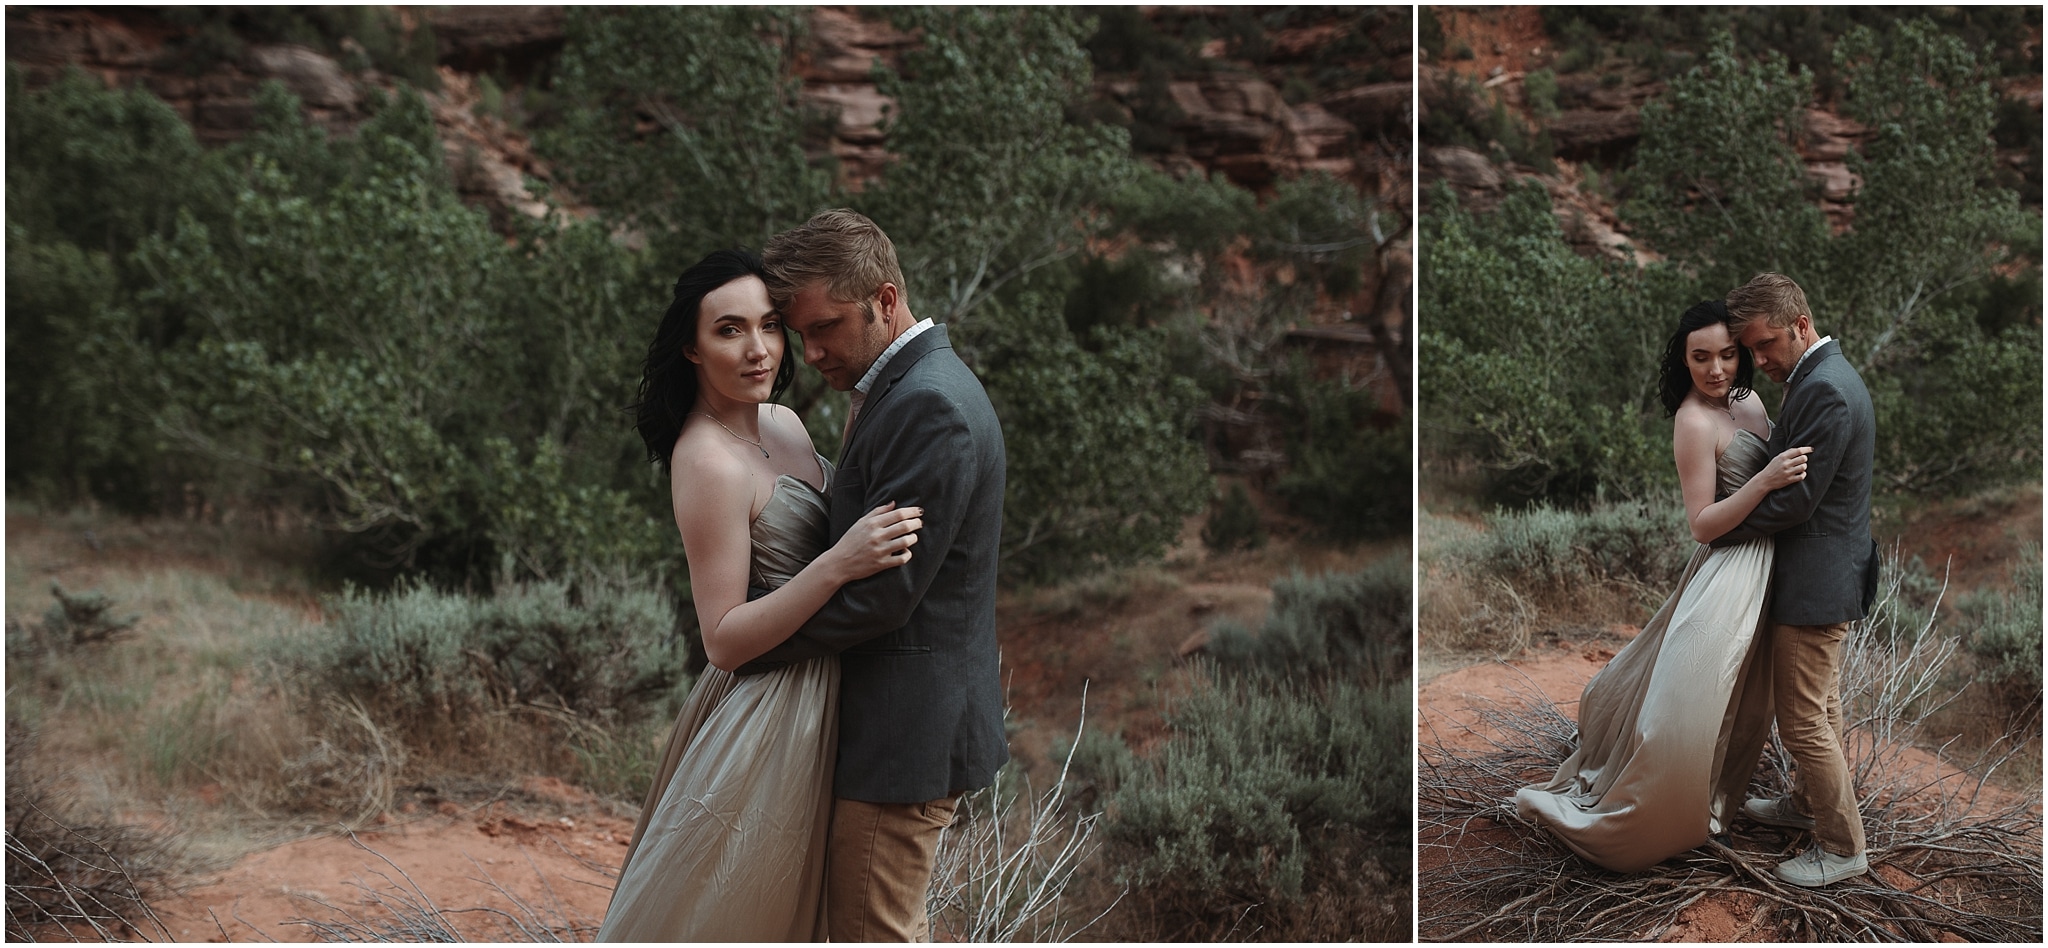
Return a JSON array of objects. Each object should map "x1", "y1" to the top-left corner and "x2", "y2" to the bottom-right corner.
[
  {"x1": 598, "y1": 464, "x2": 837, "y2": 941},
  {"x1": 1514, "y1": 429, "x2": 1777, "y2": 872}
]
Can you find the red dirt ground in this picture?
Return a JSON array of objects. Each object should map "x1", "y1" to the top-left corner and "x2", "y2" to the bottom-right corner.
[{"x1": 148, "y1": 779, "x2": 634, "y2": 942}]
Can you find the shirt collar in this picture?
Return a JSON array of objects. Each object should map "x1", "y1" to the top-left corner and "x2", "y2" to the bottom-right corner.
[
  {"x1": 1788, "y1": 335, "x2": 1834, "y2": 383},
  {"x1": 855, "y1": 318, "x2": 935, "y2": 396}
]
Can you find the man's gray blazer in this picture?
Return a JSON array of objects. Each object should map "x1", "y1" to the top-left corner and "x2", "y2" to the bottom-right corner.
[
  {"x1": 1712, "y1": 339, "x2": 1878, "y2": 625},
  {"x1": 737, "y1": 325, "x2": 1008, "y2": 804}
]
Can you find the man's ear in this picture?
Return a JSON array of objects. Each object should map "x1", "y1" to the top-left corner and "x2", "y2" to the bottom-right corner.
[
  {"x1": 875, "y1": 282, "x2": 901, "y2": 322},
  {"x1": 1794, "y1": 312, "x2": 1813, "y2": 342}
]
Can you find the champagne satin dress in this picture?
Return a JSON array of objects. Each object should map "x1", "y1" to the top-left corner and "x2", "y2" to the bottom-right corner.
[
  {"x1": 1514, "y1": 429, "x2": 1777, "y2": 872},
  {"x1": 599, "y1": 464, "x2": 838, "y2": 941}
]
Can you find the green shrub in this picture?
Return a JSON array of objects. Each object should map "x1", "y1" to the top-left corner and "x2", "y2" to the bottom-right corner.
[
  {"x1": 1099, "y1": 560, "x2": 1411, "y2": 937},
  {"x1": 543, "y1": 6, "x2": 830, "y2": 264},
  {"x1": 283, "y1": 578, "x2": 688, "y2": 744},
  {"x1": 37, "y1": 583, "x2": 141, "y2": 648},
  {"x1": 1419, "y1": 73, "x2": 1553, "y2": 170},
  {"x1": 1103, "y1": 672, "x2": 1409, "y2": 935},
  {"x1": 1209, "y1": 558, "x2": 1409, "y2": 685},
  {"x1": 1442, "y1": 500, "x2": 1691, "y2": 596},
  {"x1": 1959, "y1": 544, "x2": 2042, "y2": 706},
  {"x1": 1271, "y1": 366, "x2": 1408, "y2": 542},
  {"x1": 1201, "y1": 483, "x2": 1265, "y2": 553},
  {"x1": 1524, "y1": 68, "x2": 1560, "y2": 119}
]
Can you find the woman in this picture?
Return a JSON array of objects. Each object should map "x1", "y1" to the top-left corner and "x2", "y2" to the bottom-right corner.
[
  {"x1": 597, "y1": 250, "x2": 922, "y2": 940},
  {"x1": 1512, "y1": 300, "x2": 1814, "y2": 872}
]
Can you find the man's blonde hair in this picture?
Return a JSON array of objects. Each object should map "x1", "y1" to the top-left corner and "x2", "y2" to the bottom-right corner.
[
  {"x1": 1725, "y1": 272, "x2": 1810, "y2": 332},
  {"x1": 761, "y1": 209, "x2": 908, "y2": 319}
]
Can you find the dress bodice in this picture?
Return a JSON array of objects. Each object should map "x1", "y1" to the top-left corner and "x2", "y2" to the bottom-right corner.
[
  {"x1": 749, "y1": 456, "x2": 832, "y2": 589},
  {"x1": 1716, "y1": 428, "x2": 1770, "y2": 501}
]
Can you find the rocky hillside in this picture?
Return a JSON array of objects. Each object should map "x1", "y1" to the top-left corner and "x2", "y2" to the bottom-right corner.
[
  {"x1": 1417, "y1": 5, "x2": 2042, "y2": 263},
  {"x1": 7, "y1": 6, "x2": 1406, "y2": 237}
]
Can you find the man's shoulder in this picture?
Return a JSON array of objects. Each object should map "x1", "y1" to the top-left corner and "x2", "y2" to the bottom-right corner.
[
  {"x1": 1805, "y1": 348, "x2": 1872, "y2": 400},
  {"x1": 893, "y1": 340, "x2": 989, "y2": 400}
]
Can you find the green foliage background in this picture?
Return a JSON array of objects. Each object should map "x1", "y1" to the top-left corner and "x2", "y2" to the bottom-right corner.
[
  {"x1": 7, "y1": 6, "x2": 1404, "y2": 588},
  {"x1": 1423, "y1": 21, "x2": 2040, "y2": 507}
]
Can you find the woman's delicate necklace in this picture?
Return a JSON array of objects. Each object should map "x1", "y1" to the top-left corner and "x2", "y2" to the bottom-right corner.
[
  {"x1": 1701, "y1": 391, "x2": 1734, "y2": 420},
  {"x1": 690, "y1": 411, "x2": 769, "y2": 458}
]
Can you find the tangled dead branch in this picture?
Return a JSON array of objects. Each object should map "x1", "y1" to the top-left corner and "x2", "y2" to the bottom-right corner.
[
  {"x1": 1419, "y1": 564, "x2": 2042, "y2": 942},
  {"x1": 4, "y1": 724, "x2": 180, "y2": 943},
  {"x1": 2, "y1": 800, "x2": 177, "y2": 943},
  {"x1": 926, "y1": 687, "x2": 1119, "y2": 943}
]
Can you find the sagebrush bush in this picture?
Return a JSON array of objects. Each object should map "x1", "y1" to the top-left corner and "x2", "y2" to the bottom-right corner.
[
  {"x1": 1208, "y1": 557, "x2": 1410, "y2": 685},
  {"x1": 282, "y1": 578, "x2": 688, "y2": 746},
  {"x1": 1958, "y1": 543, "x2": 2043, "y2": 707},
  {"x1": 1462, "y1": 500, "x2": 1690, "y2": 594},
  {"x1": 1101, "y1": 672, "x2": 1409, "y2": 935}
]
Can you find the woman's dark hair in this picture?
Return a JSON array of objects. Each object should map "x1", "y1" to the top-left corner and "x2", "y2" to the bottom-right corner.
[
  {"x1": 632, "y1": 249, "x2": 795, "y2": 471},
  {"x1": 1657, "y1": 299, "x2": 1754, "y2": 416}
]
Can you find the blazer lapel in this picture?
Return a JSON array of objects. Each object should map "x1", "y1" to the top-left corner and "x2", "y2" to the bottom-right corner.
[
  {"x1": 842, "y1": 325, "x2": 951, "y2": 454},
  {"x1": 1786, "y1": 339, "x2": 1838, "y2": 390}
]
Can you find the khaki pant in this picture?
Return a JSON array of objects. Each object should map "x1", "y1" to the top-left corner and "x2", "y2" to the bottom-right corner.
[
  {"x1": 1772, "y1": 620, "x2": 1865, "y2": 856},
  {"x1": 827, "y1": 795, "x2": 958, "y2": 942}
]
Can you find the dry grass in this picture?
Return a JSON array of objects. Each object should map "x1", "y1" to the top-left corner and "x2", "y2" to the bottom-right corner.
[
  {"x1": 1419, "y1": 562, "x2": 2043, "y2": 942},
  {"x1": 1418, "y1": 509, "x2": 1661, "y2": 664},
  {"x1": 2, "y1": 506, "x2": 668, "y2": 914}
]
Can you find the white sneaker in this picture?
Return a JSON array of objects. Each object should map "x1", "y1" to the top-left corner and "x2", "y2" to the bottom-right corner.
[
  {"x1": 1773, "y1": 845, "x2": 1868, "y2": 887},
  {"x1": 1743, "y1": 795, "x2": 1817, "y2": 831}
]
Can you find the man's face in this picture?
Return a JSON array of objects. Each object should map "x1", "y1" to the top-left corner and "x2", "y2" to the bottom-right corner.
[
  {"x1": 1737, "y1": 313, "x2": 1814, "y2": 384},
  {"x1": 781, "y1": 282, "x2": 896, "y2": 391}
]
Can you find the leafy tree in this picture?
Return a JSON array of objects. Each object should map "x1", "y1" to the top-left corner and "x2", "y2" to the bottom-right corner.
[
  {"x1": 977, "y1": 295, "x2": 1208, "y2": 581},
  {"x1": 1422, "y1": 183, "x2": 1677, "y2": 504},
  {"x1": 5, "y1": 66, "x2": 233, "y2": 507},
  {"x1": 1627, "y1": 36, "x2": 1828, "y2": 300},
  {"x1": 5, "y1": 230, "x2": 145, "y2": 504},
  {"x1": 1827, "y1": 19, "x2": 2039, "y2": 491},
  {"x1": 861, "y1": 7, "x2": 1136, "y2": 346},
  {"x1": 4, "y1": 67, "x2": 228, "y2": 260},
  {"x1": 543, "y1": 6, "x2": 833, "y2": 264}
]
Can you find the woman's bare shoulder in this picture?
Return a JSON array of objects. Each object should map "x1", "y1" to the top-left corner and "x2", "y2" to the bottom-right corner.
[
  {"x1": 1671, "y1": 399, "x2": 1718, "y2": 438},
  {"x1": 671, "y1": 426, "x2": 752, "y2": 490},
  {"x1": 1731, "y1": 391, "x2": 1770, "y2": 427},
  {"x1": 762, "y1": 403, "x2": 819, "y2": 454}
]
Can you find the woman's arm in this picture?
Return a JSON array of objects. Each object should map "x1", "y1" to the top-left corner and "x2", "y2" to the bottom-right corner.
[
  {"x1": 1675, "y1": 407, "x2": 1811, "y2": 544},
  {"x1": 672, "y1": 442, "x2": 920, "y2": 672}
]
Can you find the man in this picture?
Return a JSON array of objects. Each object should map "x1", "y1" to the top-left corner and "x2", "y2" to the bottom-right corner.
[
  {"x1": 739, "y1": 209, "x2": 1008, "y2": 940},
  {"x1": 1712, "y1": 271, "x2": 1880, "y2": 887}
]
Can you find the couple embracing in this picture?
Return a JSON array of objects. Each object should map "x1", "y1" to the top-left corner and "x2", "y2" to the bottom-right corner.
[
  {"x1": 1517, "y1": 272, "x2": 1882, "y2": 888},
  {"x1": 597, "y1": 210, "x2": 1006, "y2": 941}
]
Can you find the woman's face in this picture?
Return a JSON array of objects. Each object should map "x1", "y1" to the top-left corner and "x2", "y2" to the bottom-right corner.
[
  {"x1": 686, "y1": 275, "x2": 784, "y2": 406},
  {"x1": 1684, "y1": 321, "x2": 1739, "y2": 401}
]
